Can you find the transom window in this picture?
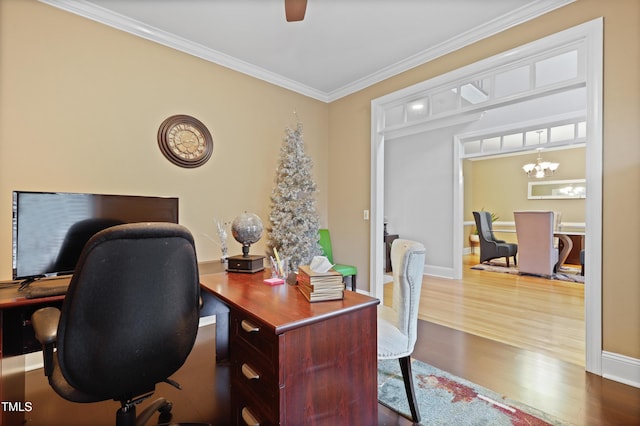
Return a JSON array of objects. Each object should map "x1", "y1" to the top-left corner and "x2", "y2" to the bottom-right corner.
[
  {"x1": 461, "y1": 119, "x2": 586, "y2": 158},
  {"x1": 383, "y1": 45, "x2": 583, "y2": 130}
]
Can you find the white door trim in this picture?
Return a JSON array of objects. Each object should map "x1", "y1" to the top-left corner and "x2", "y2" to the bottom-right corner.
[{"x1": 371, "y1": 19, "x2": 603, "y2": 375}]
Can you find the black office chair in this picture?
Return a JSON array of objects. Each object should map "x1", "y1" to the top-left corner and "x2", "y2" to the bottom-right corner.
[{"x1": 31, "y1": 222, "x2": 204, "y2": 426}]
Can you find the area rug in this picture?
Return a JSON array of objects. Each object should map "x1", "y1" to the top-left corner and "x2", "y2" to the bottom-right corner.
[
  {"x1": 378, "y1": 358, "x2": 572, "y2": 425},
  {"x1": 471, "y1": 261, "x2": 584, "y2": 283}
]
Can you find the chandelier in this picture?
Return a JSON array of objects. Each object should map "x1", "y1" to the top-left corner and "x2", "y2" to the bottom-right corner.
[{"x1": 522, "y1": 148, "x2": 559, "y2": 178}]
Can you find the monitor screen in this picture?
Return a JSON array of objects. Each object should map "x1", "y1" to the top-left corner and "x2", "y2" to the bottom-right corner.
[{"x1": 12, "y1": 191, "x2": 179, "y2": 281}]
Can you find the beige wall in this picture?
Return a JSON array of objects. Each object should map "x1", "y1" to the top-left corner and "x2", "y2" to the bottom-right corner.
[
  {"x1": 0, "y1": 0, "x2": 329, "y2": 278},
  {"x1": 328, "y1": 0, "x2": 640, "y2": 359}
]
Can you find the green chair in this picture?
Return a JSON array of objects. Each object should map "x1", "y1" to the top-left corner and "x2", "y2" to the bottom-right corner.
[{"x1": 318, "y1": 229, "x2": 357, "y2": 291}]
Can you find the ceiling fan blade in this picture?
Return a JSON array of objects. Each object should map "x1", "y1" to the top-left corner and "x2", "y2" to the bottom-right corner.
[{"x1": 285, "y1": 0, "x2": 307, "y2": 22}]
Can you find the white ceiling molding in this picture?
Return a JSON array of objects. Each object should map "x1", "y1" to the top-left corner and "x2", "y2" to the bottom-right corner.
[
  {"x1": 327, "y1": 0, "x2": 576, "y2": 101},
  {"x1": 39, "y1": 0, "x2": 329, "y2": 101},
  {"x1": 39, "y1": 0, "x2": 575, "y2": 103}
]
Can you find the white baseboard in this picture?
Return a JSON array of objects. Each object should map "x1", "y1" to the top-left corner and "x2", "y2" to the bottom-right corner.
[
  {"x1": 24, "y1": 315, "x2": 218, "y2": 373},
  {"x1": 24, "y1": 352, "x2": 44, "y2": 372},
  {"x1": 424, "y1": 264, "x2": 455, "y2": 279},
  {"x1": 602, "y1": 351, "x2": 640, "y2": 388},
  {"x1": 199, "y1": 314, "x2": 216, "y2": 328}
]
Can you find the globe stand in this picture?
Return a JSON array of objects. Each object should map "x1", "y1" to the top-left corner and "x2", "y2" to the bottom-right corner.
[
  {"x1": 227, "y1": 243, "x2": 264, "y2": 273},
  {"x1": 226, "y1": 253, "x2": 265, "y2": 273}
]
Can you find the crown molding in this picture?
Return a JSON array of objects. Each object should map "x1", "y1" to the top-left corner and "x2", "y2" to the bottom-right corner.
[
  {"x1": 38, "y1": 0, "x2": 330, "y2": 102},
  {"x1": 39, "y1": 0, "x2": 574, "y2": 104},
  {"x1": 326, "y1": 0, "x2": 576, "y2": 101}
]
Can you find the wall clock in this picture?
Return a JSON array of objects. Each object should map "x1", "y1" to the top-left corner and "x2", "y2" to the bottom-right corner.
[{"x1": 157, "y1": 114, "x2": 213, "y2": 168}]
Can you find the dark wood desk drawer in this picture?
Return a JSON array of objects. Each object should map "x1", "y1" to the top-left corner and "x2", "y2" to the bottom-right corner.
[
  {"x1": 230, "y1": 309, "x2": 282, "y2": 424},
  {"x1": 232, "y1": 385, "x2": 278, "y2": 426},
  {"x1": 230, "y1": 311, "x2": 278, "y2": 370},
  {"x1": 230, "y1": 343, "x2": 280, "y2": 416},
  {"x1": 200, "y1": 271, "x2": 380, "y2": 425}
]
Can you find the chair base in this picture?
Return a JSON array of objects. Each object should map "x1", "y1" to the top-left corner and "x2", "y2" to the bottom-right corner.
[
  {"x1": 116, "y1": 397, "x2": 172, "y2": 426},
  {"x1": 344, "y1": 274, "x2": 357, "y2": 292},
  {"x1": 481, "y1": 255, "x2": 517, "y2": 268}
]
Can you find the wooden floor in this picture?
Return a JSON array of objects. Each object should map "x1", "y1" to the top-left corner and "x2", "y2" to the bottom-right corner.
[
  {"x1": 22, "y1": 325, "x2": 229, "y2": 426},
  {"x1": 20, "y1": 261, "x2": 640, "y2": 425},
  {"x1": 421, "y1": 253, "x2": 585, "y2": 366},
  {"x1": 21, "y1": 322, "x2": 640, "y2": 426},
  {"x1": 401, "y1": 321, "x2": 640, "y2": 426},
  {"x1": 379, "y1": 254, "x2": 639, "y2": 425}
]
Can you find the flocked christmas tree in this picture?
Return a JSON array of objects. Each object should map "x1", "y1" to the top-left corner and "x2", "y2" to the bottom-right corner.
[{"x1": 267, "y1": 120, "x2": 322, "y2": 272}]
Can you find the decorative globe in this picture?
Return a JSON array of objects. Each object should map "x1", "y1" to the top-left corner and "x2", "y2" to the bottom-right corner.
[{"x1": 231, "y1": 212, "x2": 264, "y2": 257}]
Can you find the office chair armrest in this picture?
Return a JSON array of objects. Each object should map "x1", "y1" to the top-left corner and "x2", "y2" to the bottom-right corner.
[
  {"x1": 32, "y1": 307, "x2": 61, "y2": 345},
  {"x1": 32, "y1": 307, "x2": 61, "y2": 377}
]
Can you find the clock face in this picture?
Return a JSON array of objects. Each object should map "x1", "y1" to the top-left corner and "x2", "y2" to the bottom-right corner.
[{"x1": 158, "y1": 115, "x2": 213, "y2": 168}]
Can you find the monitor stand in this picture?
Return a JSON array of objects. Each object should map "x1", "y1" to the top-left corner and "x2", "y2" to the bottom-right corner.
[{"x1": 18, "y1": 277, "x2": 41, "y2": 291}]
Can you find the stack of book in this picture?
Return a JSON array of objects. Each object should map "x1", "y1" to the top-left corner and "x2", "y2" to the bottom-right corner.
[{"x1": 297, "y1": 264, "x2": 345, "y2": 302}]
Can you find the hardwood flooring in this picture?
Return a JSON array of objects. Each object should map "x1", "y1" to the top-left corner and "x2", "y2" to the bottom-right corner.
[
  {"x1": 22, "y1": 325, "x2": 227, "y2": 425},
  {"x1": 20, "y1": 260, "x2": 640, "y2": 425},
  {"x1": 385, "y1": 321, "x2": 640, "y2": 426},
  {"x1": 421, "y1": 254, "x2": 585, "y2": 366},
  {"x1": 380, "y1": 254, "x2": 639, "y2": 425},
  {"x1": 22, "y1": 322, "x2": 640, "y2": 426}
]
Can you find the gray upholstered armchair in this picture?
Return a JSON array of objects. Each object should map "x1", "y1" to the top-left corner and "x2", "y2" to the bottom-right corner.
[
  {"x1": 377, "y1": 239, "x2": 425, "y2": 423},
  {"x1": 473, "y1": 211, "x2": 518, "y2": 267}
]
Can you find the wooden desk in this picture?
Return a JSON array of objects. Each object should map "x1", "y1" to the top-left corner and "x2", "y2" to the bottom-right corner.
[
  {"x1": 200, "y1": 270, "x2": 380, "y2": 425},
  {"x1": 0, "y1": 277, "x2": 69, "y2": 426}
]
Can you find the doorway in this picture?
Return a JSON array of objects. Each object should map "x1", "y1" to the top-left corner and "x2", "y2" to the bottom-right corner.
[{"x1": 370, "y1": 20, "x2": 602, "y2": 374}]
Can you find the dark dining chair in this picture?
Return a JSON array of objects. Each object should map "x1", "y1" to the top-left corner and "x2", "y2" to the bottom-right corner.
[{"x1": 473, "y1": 211, "x2": 518, "y2": 267}]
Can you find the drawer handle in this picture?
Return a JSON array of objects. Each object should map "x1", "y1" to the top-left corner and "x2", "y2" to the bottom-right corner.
[
  {"x1": 241, "y1": 363, "x2": 260, "y2": 380},
  {"x1": 241, "y1": 320, "x2": 260, "y2": 333},
  {"x1": 241, "y1": 407, "x2": 260, "y2": 426}
]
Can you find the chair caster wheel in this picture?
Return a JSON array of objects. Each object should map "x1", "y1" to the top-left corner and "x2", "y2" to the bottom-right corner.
[
  {"x1": 158, "y1": 401, "x2": 173, "y2": 424},
  {"x1": 159, "y1": 400, "x2": 173, "y2": 414}
]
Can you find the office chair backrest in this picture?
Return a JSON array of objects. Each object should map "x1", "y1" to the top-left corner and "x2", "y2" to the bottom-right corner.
[
  {"x1": 56, "y1": 222, "x2": 200, "y2": 401},
  {"x1": 390, "y1": 239, "x2": 426, "y2": 351}
]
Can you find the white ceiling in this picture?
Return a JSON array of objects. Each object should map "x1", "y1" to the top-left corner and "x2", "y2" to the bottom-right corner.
[{"x1": 40, "y1": 0, "x2": 573, "y2": 102}]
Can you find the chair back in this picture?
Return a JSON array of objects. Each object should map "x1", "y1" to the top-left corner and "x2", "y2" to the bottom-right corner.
[
  {"x1": 473, "y1": 211, "x2": 496, "y2": 244},
  {"x1": 318, "y1": 229, "x2": 334, "y2": 264},
  {"x1": 553, "y1": 211, "x2": 563, "y2": 232},
  {"x1": 390, "y1": 239, "x2": 426, "y2": 351},
  {"x1": 514, "y1": 211, "x2": 559, "y2": 276},
  {"x1": 56, "y1": 222, "x2": 201, "y2": 401}
]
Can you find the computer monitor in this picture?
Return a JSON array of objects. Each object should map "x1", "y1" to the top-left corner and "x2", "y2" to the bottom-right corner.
[{"x1": 12, "y1": 191, "x2": 179, "y2": 284}]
